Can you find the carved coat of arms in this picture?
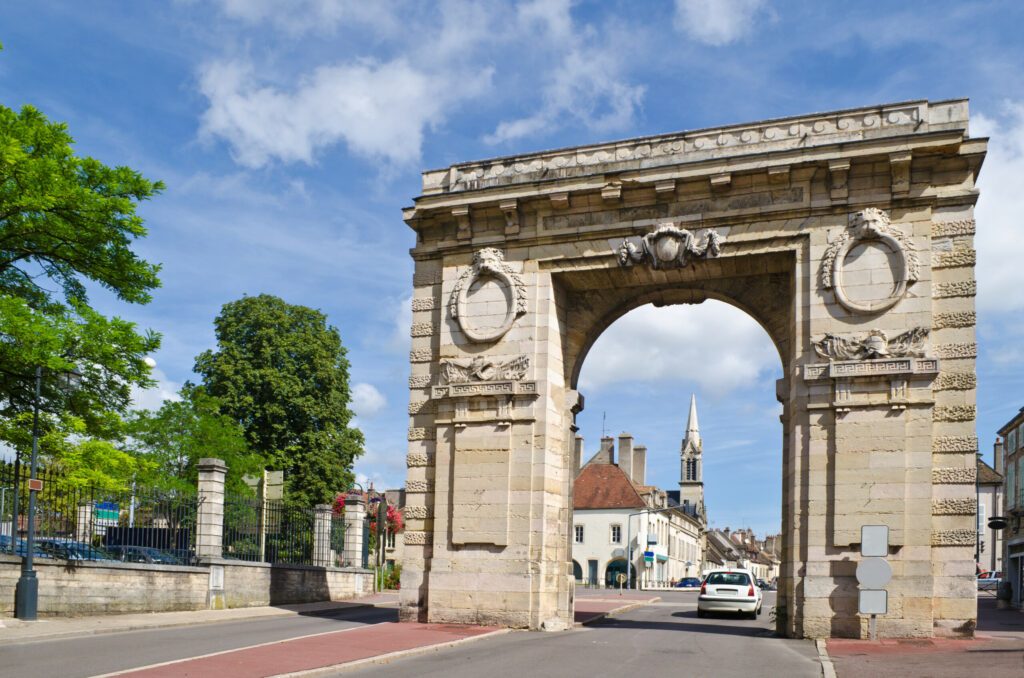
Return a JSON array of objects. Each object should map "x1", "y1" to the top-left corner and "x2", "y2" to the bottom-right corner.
[{"x1": 617, "y1": 223, "x2": 723, "y2": 270}]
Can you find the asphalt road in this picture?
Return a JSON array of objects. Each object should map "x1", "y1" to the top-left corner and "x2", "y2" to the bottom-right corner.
[
  {"x1": 0, "y1": 604, "x2": 396, "y2": 678},
  {"x1": 344, "y1": 591, "x2": 822, "y2": 678}
]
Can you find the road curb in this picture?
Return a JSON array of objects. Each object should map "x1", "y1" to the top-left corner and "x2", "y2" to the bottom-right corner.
[
  {"x1": 578, "y1": 597, "x2": 661, "y2": 627},
  {"x1": 269, "y1": 627, "x2": 514, "y2": 677},
  {"x1": 816, "y1": 639, "x2": 837, "y2": 678}
]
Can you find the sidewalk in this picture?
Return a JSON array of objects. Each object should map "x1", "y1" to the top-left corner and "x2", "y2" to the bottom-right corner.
[
  {"x1": 826, "y1": 598, "x2": 1024, "y2": 678},
  {"x1": 0, "y1": 592, "x2": 400, "y2": 643}
]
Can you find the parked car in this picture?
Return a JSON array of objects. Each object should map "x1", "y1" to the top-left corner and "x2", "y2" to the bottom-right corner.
[
  {"x1": 105, "y1": 545, "x2": 183, "y2": 565},
  {"x1": 697, "y1": 568, "x2": 763, "y2": 619},
  {"x1": 36, "y1": 538, "x2": 115, "y2": 562},
  {"x1": 756, "y1": 578, "x2": 769, "y2": 589},
  {"x1": 978, "y1": 571, "x2": 1003, "y2": 590},
  {"x1": 674, "y1": 577, "x2": 702, "y2": 588}
]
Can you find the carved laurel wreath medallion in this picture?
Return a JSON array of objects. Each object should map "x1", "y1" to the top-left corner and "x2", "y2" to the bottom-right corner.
[
  {"x1": 821, "y1": 208, "x2": 919, "y2": 314},
  {"x1": 449, "y1": 248, "x2": 527, "y2": 343}
]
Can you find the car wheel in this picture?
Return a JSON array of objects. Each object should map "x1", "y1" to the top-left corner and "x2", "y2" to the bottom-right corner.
[{"x1": 756, "y1": 604, "x2": 762, "y2": 617}]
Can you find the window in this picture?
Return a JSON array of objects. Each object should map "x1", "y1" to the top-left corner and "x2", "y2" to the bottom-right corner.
[
  {"x1": 1019, "y1": 459, "x2": 1024, "y2": 507},
  {"x1": 1010, "y1": 429, "x2": 1018, "y2": 453},
  {"x1": 386, "y1": 530, "x2": 396, "y2": 550},
  {"x1": 978, "y1": 502, "x2": 986, "y2": 535},
  {"x1": 611, "y1": 524, "x2": 622, "y2": 544},
  {"x1": 574, "y1": 524, "x2": 584, "y2": 544},
  {"x1": 1008, "y1": 461, "x2": 1018, "y2": 509},
  {"x1": 1018, "y1": 423, "x2": 1024, "y2": 449}
]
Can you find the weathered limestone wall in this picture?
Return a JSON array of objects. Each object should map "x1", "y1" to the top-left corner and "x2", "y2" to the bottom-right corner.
[
  {"x1": 215, "y1": 560, "x2": 373, "y2": 609},
  {"x1": 400, "y1": 99, "x2": 984, "y2": 638}
]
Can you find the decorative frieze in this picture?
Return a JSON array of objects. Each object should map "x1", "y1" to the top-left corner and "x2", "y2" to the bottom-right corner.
[
  {"x1": 934, "y1": 343, "x2": 977, "y2": 359},
  {"x1": 404, "y1": 531, "x2": 429, "y2": 545},
  {"x1": 932, "y1": 498, "x2": 976, "y2": 515},
  {"x1": 405, "y1": 480, "x2": 431, "y2": 493},
  {"x1": 408, "y1": 400, "x2": 433, "y2": 415},
  {"x1": 450, "y1": 248, "x2": 527, "y2": 343},
  {"x1": 617, "y1": 223, "x2": 723, "y2": 270},
  {"x1": 803, "y1": 357, "x2": 938, "y2": 381},
  {"x1": 933, "y1": 435, "x2": 979, "y2": 453},
  {"x1": 933, "y1": 405, "x2": 976, "y2": 422},
  {"x1": 443, "y1": 355, "x2": 529, "y2": 383},
  {"x1": 813, "y1": 327, "x2": 928, "y2": 361},
  {"x1": 408, "y1": 427, "x2": 433, "y2": 441},
  {"x1": 410, "y1": 348, "x2": 434, "y2": 363},
  {"x1": 933, "y1": 280, "x2": 976, "y2": 299},
  {"x1": 403, "y1": 505, "x2": 429, "y2": 520},
  {"x1": 933, "y1": 311, "x2": 975, "y2": 329},
  {"x1": 931, "y1": 529, "x2": 976, "y2": 546},
  {"x1": 410, "y1": 322, "x2": 434, "y2": 337},
  {"x1": 931, "y1": 220, "x2": 976, "y2": 238},
  {"x1": 406, "y1": 453, "x2": 431, "y2": 468},
  {"x1": 932, "y1": 467, "x2": 976, "y2": 484},
  {"x1": 409, "y1": 375, "x2": 432, "y2": 389},
  {"x1": 933, "y1": 247, "x2": 976, "y2": 269},
  {"x1": 411, "y1": 298, "x2": 437, "y2": 312},
  {"x1": 933, "y1": 372, "x2": 976, "y2": 391},
  {"x1": 820, "y1": 209, "x2": 919, "y2": 314}
]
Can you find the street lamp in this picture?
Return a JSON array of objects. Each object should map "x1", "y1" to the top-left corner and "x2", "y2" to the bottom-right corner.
[{"x1": 14, "y1": 365, "x2": 82, "y2": 620}]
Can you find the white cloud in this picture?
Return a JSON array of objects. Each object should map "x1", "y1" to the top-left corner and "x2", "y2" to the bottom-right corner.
[
  {"x1": 198, "y1": 58, "x2": 490, "y2": 168},
  {"x1": 578, "y1": 302, "x2": 779, "y2": 397},
  {"x1": 130, "y1": 367, "x2": 182, "y2": 411},
  {"x1": 673, "y1": 0, "x2": 768, "y2": 46},
  {"x1": 352, "y1": 382, "x2": 387, "y2": 418},
  {"x1": 974, "y1": 102, "x2": 1024, "y2": 313},
  {"x1": 209, "y1": 0, "x2": 397, "y2": 36},
  {"x1": 485, "y1": 1, "x2": 645, "y2": 145}
]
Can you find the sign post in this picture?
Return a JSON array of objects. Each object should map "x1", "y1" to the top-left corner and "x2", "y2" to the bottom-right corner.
[{"x1": 857, "y1": 525, "x2": 891, "y2": 640}]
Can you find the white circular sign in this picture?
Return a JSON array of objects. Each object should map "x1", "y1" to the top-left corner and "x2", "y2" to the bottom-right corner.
[{"x1": 856, "y1": 557, "x2": 892, "y2": 588}]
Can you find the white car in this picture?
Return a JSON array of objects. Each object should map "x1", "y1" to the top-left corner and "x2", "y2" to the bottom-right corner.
[{"x1": 697, "y1": 568, "x2": 763, "y2": 619}]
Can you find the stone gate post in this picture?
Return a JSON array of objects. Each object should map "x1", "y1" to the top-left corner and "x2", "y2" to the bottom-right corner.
[
  {"x1": 342, "y1": 493, "x2": 366, "y2": 568},
  {"x1": 313, "y1": 504, "x2": 333, "y2": 567},
  {"x1": 196, "y1": 458, "x2": 226, "y2": 560}
]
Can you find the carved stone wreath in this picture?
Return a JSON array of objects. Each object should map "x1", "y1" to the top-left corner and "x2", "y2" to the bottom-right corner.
[
  {"x1": 617, "y1": 223, "x2": 724, "y2": 270},
  {"x1": 821, "y1": 208, "x2": 919, "y2": 314},
  {"x1": 449, "y1": 248, "x2": 527, "y2": 343}
]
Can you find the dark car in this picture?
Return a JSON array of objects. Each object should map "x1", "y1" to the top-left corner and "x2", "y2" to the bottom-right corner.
[
  {"x1": 756, "y1": 578, "x2": 769, "y2": 589},
  {"x1": 106, "y1": 545, "x2": 183, "y2": 565},
  {"x1": 675, "y1": 577, "x2": 702, "y2": 588}
]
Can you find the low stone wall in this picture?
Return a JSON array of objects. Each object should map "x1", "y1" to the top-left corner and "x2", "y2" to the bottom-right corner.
[
  {"x1": 1, "y1": 554, "x2": 374, "y2": 617},
  {"x1": 0, "y1": 554, "x2": 208, "y2": 616}
]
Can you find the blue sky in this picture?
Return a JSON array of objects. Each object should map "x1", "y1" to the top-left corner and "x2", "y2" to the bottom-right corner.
[{"x1": 1, "y1": 0, "x2": 1022, "y2": 537}]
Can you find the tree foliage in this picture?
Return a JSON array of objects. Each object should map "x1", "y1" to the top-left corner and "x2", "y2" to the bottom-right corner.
[
  {"x1": 0, "y1": 101, "x2": 163, "y2": 435},
  {"x1": 194, "y1": 295, "x2": 363, "y2": 505},
  {"x1": 126, "y1": 384, "x2": 261, "y2": 495}
]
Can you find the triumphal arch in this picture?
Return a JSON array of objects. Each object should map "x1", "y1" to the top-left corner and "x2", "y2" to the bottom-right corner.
[{"x1": 399, "y1": 100, "x2": 985, "y2": 639}]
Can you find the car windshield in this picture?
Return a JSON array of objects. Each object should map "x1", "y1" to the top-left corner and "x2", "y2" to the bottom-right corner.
[{"x1": 706, "y1": 572, "x2": 750, "y2": 586}]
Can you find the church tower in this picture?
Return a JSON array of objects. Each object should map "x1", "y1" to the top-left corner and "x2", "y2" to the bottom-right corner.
[{"x1": 679, "y1": 394, "x2": 704, "y2": 512}]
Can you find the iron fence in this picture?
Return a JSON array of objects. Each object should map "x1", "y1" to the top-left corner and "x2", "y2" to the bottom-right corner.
[
  {"x1": 222, "y1": 493, "x2": 317, "y2": 565},
  {"x1": 0, "y1": 460, "x2": 199, "y2": 564}
]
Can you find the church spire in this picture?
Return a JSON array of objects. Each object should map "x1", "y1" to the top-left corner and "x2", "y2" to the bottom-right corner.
[{"x1": 685, "y1": 393, "x2": 700, "y2": 447}]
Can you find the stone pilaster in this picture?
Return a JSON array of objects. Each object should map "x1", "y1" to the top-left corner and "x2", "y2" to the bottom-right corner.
[{"x1": 196, "y1": 458, "x2": 227, "y2": 561}]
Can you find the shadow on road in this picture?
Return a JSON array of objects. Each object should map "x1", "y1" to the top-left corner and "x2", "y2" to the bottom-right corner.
[{"x1": 592, "y1": 613, "x2": 775, "y2": 638}]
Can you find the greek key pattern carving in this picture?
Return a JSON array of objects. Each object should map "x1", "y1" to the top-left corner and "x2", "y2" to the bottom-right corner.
[
  {"x1": 405, "y1": 480, "x2": 431, "y2": 493},
  {"x1": 404, "y1": 531, "x2": 429, "y2": 545},
  {"x1": 931, "y1": 220, "x2": 975, "y2": 238},
  {"x1": 403, "y1": 506, "x2": 429, "y2": 520},
  {"x1": 412, "y1": 271, "x2": 441, "y2": 286},
  {"x1": 933, "y1": 436, "x2": 978, "y2": 453},
  {"x1": 933, "y1": 405, "x2": 975, "y2": 422},
  {"x1": 932, "y1": 467, "x2": 976, "y2": 484},
  {"x1": 410, "y1": 348, "x2": 433, "y2": 363},
  {"x1": 933, "y1": 247, "x2": 976, "y2": 269},
  {"x1": 408, "y1": 400, "x2": 433, "y2": 415},
  {"x1": 934, "y1": 343, "x2": 977, "y2": 359},
  {"x1": 410, "y1": 322, "x2": 434, "y2": 337},
  {"x1": 933, "y1": 311, "x2": 975, "y2": 329},
  {"x1": 411, "y1": 298, "x2": 437, "y2": 312},
  {"x1": 933, "y1": 281, "x2": 976, "y2": 298},
  {"x1": 409, "y1": 375, "x2": 431, "y2": 389},
  {"x1": 934, "y1": 372, "x2": 976, "y2": 391},
  {"x1": 932, "y1": 498, "x2": 976, "y2": 515},
  {"x1": 931, "y1": 529, "x2": 976, "y2": 546},
  {"x1": 408, "y1": 427, "x2": 433, "y2": 441},
  {"x1": 406, "y1": 453, "x2": 431, "y2": 467}
]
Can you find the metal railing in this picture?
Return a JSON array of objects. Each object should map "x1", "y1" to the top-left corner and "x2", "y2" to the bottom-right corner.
[
  {"x1": 222, "y1": 493, "x2": 318, "y2": 565},
  {"x1": 0, "y1": 460, "x2": 199, "y2": 564}
]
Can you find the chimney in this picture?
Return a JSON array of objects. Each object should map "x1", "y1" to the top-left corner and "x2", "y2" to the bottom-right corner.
[
  {"x1": 995, "y1": 437, "x2": 1005, "y2": 475},
  {"x1": 596, "y1": 436, "x2": 615, "y2": 465},
  {"x1": 574, "y1": 435, "x2": 584, "y2": 471},
  {"x1": 633, "y1": 445, "x2": 647, "y2": 485},
  {"x1": 618, "y1": 433, "x2": 634, "y2": 480}
]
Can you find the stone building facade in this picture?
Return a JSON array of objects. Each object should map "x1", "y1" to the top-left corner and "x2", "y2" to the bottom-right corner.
[
  {"x1": 998, "y1": 409, "x2": 1024, "y2": 607},
  {"x1": 399, "y1": 100, "x2": 984, "y2": 638}
]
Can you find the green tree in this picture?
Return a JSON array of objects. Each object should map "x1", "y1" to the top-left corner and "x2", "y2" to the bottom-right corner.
[
  {"x1": 194, "y1": 295, "x2": 363, "y2": 505},
  {"x1": 0, "y1": 96, "x2": 163, "y2": 437},
  {"x1": 125, "y1": 384, "x2": 261, "y2": 494}
]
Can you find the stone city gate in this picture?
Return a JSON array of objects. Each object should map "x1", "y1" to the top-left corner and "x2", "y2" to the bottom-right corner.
[{"x1": 398, "y1": 99, "x2": 985, "y2": 639}]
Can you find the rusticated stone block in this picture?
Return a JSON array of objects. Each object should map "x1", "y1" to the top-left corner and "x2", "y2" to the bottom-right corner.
[
  {"x1": 933, "y1": 312, "x2": 975, "y2": 329},
  {"x1": 931, "y1": 220, "x2": 975, "y2": 238},
  {"x1": 932, "y1": 498, "x2": 975, "y2": 515},
  {"x1": 410, "y1": 298, "x2": 437, "y2": 311},
  {"x1": 934, "y1": 343, "x2": 977, "y2": 359},
  {"x1": 409, "y1": 375, "x2": 431, "y2": 389},
  {"x1": 406, "y1": 453, "x2": 430, "y2": 468},
  {"x1": 403, "y1": 506, "x2": 429, "y2": 520},
  {"x1": 406, "y1": 480, "x2": 431, "y2": 493},
  {"x1": 932, "y1": 467, "x2": 976, "y2": 484},
  {"x1": 410, "y1": 322, "x2": 435, "y2": 337},
  {"x1": 408, "y1": 427, "x2": 432, "y2": 441},
  {"x1": 934, "y1": 280, "x2": 976, "y2": 298},
  {"x1": 933, "y1": 248, "x2": 976, "y2": 269},
  {"x1": 933, "y1": 436, "x2": 978, "y2": 453},
  {"x1": 933, "y1": 405, "x2": 976, "y2": 422},
  {"x1": 932, "y1": 529, "x2": 976, "y2": 546},
  {"x1": 404, "y1": 531, "x2": 428, "y2": 545},
  {"x1": 410, "y1": 348, "x2": 433, "y2": 363},
  {"x1": 413, "y1": 271, "x2": 441, "y2": 286},
  {"x1": 408, "y1": 400, "x2": 433, "y2": 415},
  {"x1": 934, "y1": 372, "x2": 976, "y2": 391}
]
